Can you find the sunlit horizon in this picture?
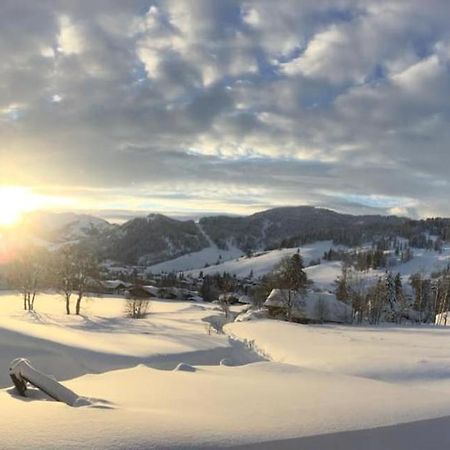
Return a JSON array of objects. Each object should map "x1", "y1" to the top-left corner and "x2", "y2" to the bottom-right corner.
[
  {"x1": 0, "y1": 186, "x2": 75, "y2": 227},
  {"x1": 0, "y1": 184, "x2": 438, "y2": 228}
]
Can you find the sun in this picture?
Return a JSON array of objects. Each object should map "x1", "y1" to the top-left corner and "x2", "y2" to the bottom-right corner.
[{"x1": 0, "y1": 187, "x2": 41, "y2": 226}]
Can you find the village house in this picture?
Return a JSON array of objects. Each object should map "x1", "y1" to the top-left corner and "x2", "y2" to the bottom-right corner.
[{"x1": 265, "y1": 289, "x2": 352, "y2": 323}]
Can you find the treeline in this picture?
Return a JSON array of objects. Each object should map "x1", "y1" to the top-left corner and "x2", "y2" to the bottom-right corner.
[
  {"x1": 279, "y1": 222, "x2": 447, "y2": 253},
  {"x1": 323, "y1": 243, "x2": 414, "y2": 271},
  {"x1": 335, "y1": 266, "x2": 450, "y2": 325},
  {"x1": 323, "y1": 248, "x2": 389, "y2": 270},
  {"x1": 200, "y1": 272, "x2": 242, "y2": 302}
]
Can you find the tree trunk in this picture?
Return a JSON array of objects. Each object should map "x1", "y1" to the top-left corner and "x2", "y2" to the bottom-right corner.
[
  {"x1": 23, "y1": 293, "x2": 27, "y2": 310},
  {"x1": 65, "y1": 295, "x2": 71, "y2": 315},
  {"x1": 287, "y1": 290, "x2": 292, "y2": 322},
  {"x1": 30, "y1": 291, "x2": 36, "y2": 310},
  {"x1": 75, "y1": 293, "x2": 82, "y2": 315},
  {"x1": 26, "y1": 293, "x2": 32, "y2": 311}
]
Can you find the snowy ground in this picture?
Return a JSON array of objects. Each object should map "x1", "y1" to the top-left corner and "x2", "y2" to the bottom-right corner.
[
  {"x1": 180, "y1": 242, "x2": 450, "y2": 293},
  {"x1": 2, "y1": 293, "x2": 450, "y2": 448},
  {"x1": 184, "y1": 240, "x2": 344, "y2": 279},
  {"x1": 146, "y1": 243, "x2": 243, "y2": 274}
]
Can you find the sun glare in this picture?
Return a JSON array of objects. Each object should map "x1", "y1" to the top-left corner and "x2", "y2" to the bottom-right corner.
[
  {"x1": 0, "y1": 187, "x2": 42, "y2": 226},
  {"x1": 0, "y1": 186, "x2": 76, "y2": 227}
]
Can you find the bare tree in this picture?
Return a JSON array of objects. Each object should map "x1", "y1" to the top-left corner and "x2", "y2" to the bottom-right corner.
[
  {"x1": 72, "y1": 247, "x2": 99, "y2": 315},
  {"x1": 7, "y1": 247, "x2": 49, "y2": 311},
  {"x1": 315, "y1": 296, "x2": 328, "y2": 323},
  {"x1": 343, "y1": 268, "x2": 367, "y2": 323},
  {"x1": 125, "y1": 291, "x2": 151, "y2": 319},
  {"x1": 218, "y1": 293, "x2": 232, "y2": 319},
  {"x1": 52, "y1": 247, "x2": 76, "y2": 315},
  {"x1": 51, "y1": 246, "x2": 99, "y2": 315}
]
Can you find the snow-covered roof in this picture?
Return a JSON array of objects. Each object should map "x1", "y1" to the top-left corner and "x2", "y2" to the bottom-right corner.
[
  {"x1": 142, "y1": 285, "x2": 159, "y2": 296},
  {"x1": 102, "y1": 280, "x2": 132, "y2": 289},
  {"x1": 265, "y1": 289, "x2": 352, "y2": 323}
]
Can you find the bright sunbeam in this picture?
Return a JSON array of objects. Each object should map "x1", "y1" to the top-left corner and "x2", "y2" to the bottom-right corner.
[
  {"x1": 0, "y1": 186, "x2": 74, "y2": 227},
  {"x1": 0, "y1": 187, "x2": 41, "y2": 226}
]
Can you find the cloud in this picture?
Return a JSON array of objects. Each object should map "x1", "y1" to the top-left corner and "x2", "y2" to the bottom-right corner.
[{"x1": 1, "y1": 0, "x2": 450, "y2": 218}]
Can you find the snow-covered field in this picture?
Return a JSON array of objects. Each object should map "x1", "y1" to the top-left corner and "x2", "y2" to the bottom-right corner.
[{"x1": 3, "y1": 293, "x2": 450, "y2": 448}]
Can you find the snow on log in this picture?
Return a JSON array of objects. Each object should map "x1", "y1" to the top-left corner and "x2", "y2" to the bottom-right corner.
[{"x1": 9, "y1": 358, "x2": 81, "y2": 406}]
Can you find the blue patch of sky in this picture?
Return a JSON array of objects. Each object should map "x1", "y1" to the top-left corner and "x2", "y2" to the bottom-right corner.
[
  {"x1": 338, "y1": 194, "x2": 407, "y2": 209},
  {"x1": 305, "y1": 6, "x2": 360, "y2": 37},
  {"x1": 131, "y1": 61, "x2": 148, "y2": 84},
  {"x1": 364, "y1": 64, "x2": 387, "y2": 85},
  {"x1": 411, "y1": 35, "x2": 439, "y2": 60},
  {"x1": 299, "y1": 81, "x2": 344, "y2": 110},
  {"x1": 312, "y1": 7, "x2": 360, "y2": 24}
]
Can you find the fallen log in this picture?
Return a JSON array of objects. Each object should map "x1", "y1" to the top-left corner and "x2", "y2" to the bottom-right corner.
[{"x1": 9, "y1": 358, "x2": 80, "y2": 406}]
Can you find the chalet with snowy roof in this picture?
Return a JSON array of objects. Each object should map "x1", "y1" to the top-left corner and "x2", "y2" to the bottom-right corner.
[
  {"x1": 264, "y1": 289, "x2": 352, "y2": 324},
  {"x1": 101, "y1": 280, "x2": 132, "y2": 294},
  {"x1": 126, "y1": 285, "x2": 155, "y2": 299}
]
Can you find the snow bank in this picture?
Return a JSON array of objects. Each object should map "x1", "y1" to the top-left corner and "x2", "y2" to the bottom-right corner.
[
  {"x1": 225, "y1": 320, "x2": 450, "y2": 392},
  {"x1": 0, "y1": 294, "x2": 229, "y2": 387},
  {"x1": 3, "y1": 292, "x2": 450, "y2": 448},
  {"x1": 4, "y1": 362, "x2": 450, "y2": 449}
]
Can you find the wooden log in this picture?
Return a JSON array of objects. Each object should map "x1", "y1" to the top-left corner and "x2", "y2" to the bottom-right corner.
[{"x1": 9, "y1": 358, "x2": 80, "y2": 406}]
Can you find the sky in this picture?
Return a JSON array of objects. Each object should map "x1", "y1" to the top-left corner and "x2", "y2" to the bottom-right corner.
[{"x1": 1, "y1": 0, "x2": 450, "y2": 221}]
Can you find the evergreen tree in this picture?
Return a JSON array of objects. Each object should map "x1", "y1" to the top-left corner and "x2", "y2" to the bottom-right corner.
[
  {"x1": 384, "y1": 272, "x2": 398, "y2": 322},
  {"x1": 335, "y1": 264, "x2": 349, "y2": 303},
  {"x1": 273, "y1": 253, "x2": 308, "y2": 321}
]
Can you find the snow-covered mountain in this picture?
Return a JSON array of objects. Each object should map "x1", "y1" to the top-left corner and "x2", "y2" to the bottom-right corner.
[
  {"x1": 20, "y1": 212, "x2": 115, "y2": 243},
  {"x1": 199, "y1": 206, "x2": 406, "y2": 251},
  {"x1": 99, "y1": 206, "x2": 409, "y2": 265},
  {"x1": 98, "y1": 214, "x2": 210, "y2": 265},
  {"x1": 16, "y1": 206, "x2": 450, "y2": 271}
]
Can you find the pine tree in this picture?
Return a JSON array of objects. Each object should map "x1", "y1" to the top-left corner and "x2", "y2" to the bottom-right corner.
[
  {"x1": 335, "y1": 264, "x2": 349, "y2": 303},
  {"x1": 274, "y1": 253, "x2": 308, "y2": 321},
  {"x1": 384, "y1": 272, "x2": 398, "y2": 322}
]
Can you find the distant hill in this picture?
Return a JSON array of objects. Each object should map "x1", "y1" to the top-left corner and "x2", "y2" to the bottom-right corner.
[
  {"x1": 199, "y1": 206, "x2": 407, "y2": 252},
  {"x1": 19, "y1": 206, "x2": 450, "y2": 266},
  {"x1": 20, "y1": 212, "x2": 115, "y2": 242},
  {"x1": 97, "y1": 214, "x2": 209, "y2": 265}
]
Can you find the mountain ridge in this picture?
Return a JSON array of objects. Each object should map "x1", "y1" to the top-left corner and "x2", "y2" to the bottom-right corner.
[{"x1": 19, "y1": 206, "x2": 449, "y2": 265}]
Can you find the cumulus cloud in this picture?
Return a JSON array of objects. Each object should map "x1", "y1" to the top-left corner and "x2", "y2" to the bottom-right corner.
[{"x1": 1, "y1": 0, "x2": 450, "y2": 218}]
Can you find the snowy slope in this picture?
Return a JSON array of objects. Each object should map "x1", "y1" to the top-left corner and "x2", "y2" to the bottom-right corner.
[
  {"x1": 225, "y1": 320, "x2": 450, "y2": 392},
  {"x1": 0, "y1": 294, "x2": 235, "y2": 387},
  {"x1": 2, "y1": 294, "x2": 450, "y2": 448},
  {"x1": 305, "y1": 260, "x2": 342, "y2": 290},
  {"x1": 59, "y1": 215, "x2": 113, "y2": 240},
  {"x1": 179, "y1": 240, "x2": 450, "y2": 299},
  {"x1": 146, "y1": 243, "x2": 243, "y2": 274},
  {"x1": 145, "y1": 222, "x2": 244, "y2": 273},
  {"x1": 394, "y1": 245, "x2": 450, "y2": 276},
  {"x1": 304, "y1": 244, "x2": 450, "y2": 291},
  {"x1": 4, "y1": 361, "x2": 450, "y2": 450},
  {"x1": 185, "y1": 241, "x2": 343, "y2": 278}
]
